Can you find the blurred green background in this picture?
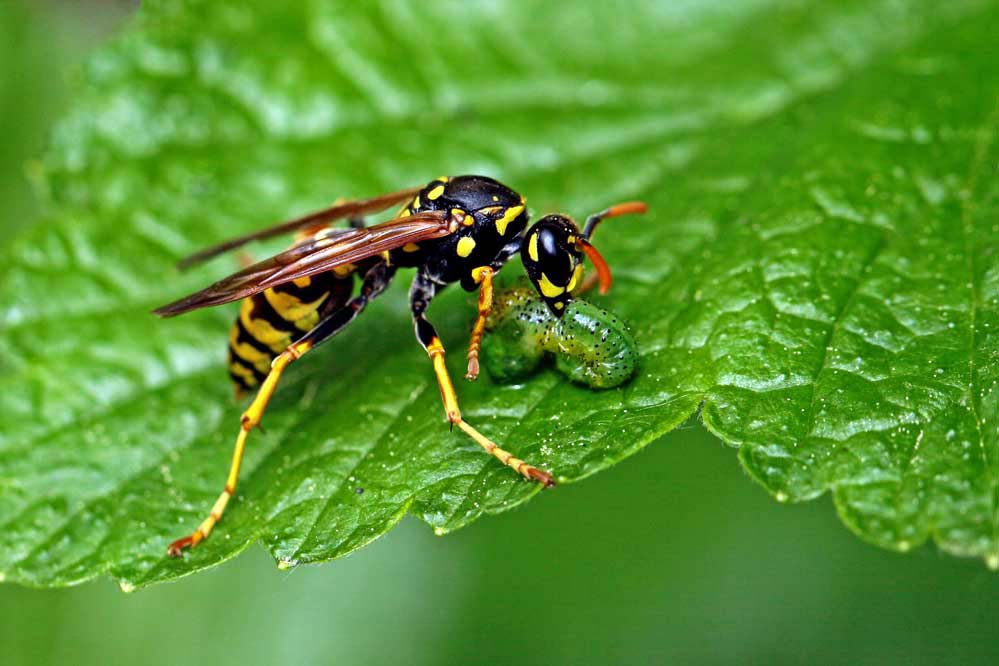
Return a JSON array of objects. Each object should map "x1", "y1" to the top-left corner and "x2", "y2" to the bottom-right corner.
[
  {"x1": 0, "y1": 1, "x2": 127, "y2": 243},
  {"x1": 3, "y1": 2, "x2": 999, "y2": 665}
]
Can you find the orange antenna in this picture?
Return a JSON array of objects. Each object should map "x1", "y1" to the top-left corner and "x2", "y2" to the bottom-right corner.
[
  {"x1": 582, "y1": 201, "x2": 647, "y2": 239},
  {"x1": 578, "y1": 239, "x2": 612, "y2": 294}
]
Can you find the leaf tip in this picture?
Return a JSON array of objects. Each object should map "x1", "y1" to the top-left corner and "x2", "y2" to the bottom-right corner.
[
  {"x1": 987, "y1": 554, "x2": 999, "y2": 572},
  {"x1": 433, "y1": 527, "x2": 446, "y2": 536},
  {"x1": 0, "y1": 572, "x2": 6, "y2": 583},
  {"x1": 277, "y1": 560, "x2": 297, "y2": 571},
  {"x1": 775, "y1": 491, "x2": 789, "y2": 503},
  {"x1": 118, "y1": 580, "x2": 136, "y2": 593}
]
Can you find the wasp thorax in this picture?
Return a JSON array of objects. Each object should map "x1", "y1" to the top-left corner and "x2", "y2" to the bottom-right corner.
[
  {"x1": 417, "y1": 175, "x2": 528, "y2": 238},
  {"x1": 438, "y1": 175, "x2": 521, "y2": 211},
  {"x1": 522, "y1": 214, "x2": 585, "y2": 315}
]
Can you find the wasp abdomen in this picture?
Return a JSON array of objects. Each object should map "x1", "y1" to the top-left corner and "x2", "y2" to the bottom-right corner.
[{"x1": 227, "y1": 272, "x2": 353, "y2": 390}]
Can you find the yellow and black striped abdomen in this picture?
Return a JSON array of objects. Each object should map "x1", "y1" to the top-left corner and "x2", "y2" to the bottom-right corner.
[{"x1": 227, "y1": 271, "x2": 353, "y2": 391}]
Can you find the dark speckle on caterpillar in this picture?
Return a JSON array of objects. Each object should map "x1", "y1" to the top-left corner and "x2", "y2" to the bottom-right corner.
[{"x1": 480, "y1": 285, "x2": 638, "y2": 389}]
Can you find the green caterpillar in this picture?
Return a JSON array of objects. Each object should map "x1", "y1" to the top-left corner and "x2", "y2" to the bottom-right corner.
[{"x1": 480, "y1": 286, "x2": 638, "y2": 389}]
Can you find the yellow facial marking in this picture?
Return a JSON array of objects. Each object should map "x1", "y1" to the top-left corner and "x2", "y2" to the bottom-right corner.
[
  {"x1": 554, "y1": 301, "x2": 565, "y2": 310},
  {"x1": 402, "y1": 242, "x2": 420, "y2": 252},
  {"x1": 528, "y1": 232, "x2": 540, "y2": 262},
  {"x1": 427, "y1": 185, "x2": 445, "y2": 201},
  {"x1": 411, "y1": 195, "x2": 421, "y2": 209},
  {"x1": 292, "y1": 276, "x2": 312, "y2": 288},
  {"x1": 495, "y1": 204, "x2": 524, "y2": 236},
  {"x1": 538, "y1": 273, "x2": 565, "y2": 298},
  {"x1": 456, "y1": 236, "x2": 476, "y2": 258}
]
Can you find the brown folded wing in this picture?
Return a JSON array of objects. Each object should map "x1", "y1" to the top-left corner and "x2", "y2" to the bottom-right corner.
[
  {"x1": 154, "y1": 211, "x2": 450, "y2": 316},
  {"x1": 176, "y1": 185, "x2": 424, "y2": 270}
]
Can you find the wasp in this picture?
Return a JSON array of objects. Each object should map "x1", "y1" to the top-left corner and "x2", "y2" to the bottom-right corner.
[{"x1": 155, "y1": 175, "x2": 647, "y2": 556}]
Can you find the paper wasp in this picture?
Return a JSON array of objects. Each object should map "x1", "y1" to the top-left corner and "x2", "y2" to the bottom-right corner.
[{"x1": 155, "y1": 175, "x2": 646, "y2": 556}]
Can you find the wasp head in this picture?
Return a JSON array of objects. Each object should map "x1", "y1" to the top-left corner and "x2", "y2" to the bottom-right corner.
[
  {"x1": 522, "y1": 214, "x2": 611, "y2": 316},
  {"x1": 521, "y1": 202, "x2": 647, "y2": 316}
]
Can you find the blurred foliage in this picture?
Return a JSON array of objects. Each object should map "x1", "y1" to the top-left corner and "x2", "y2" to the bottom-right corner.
[
  {"x1": 3, "y1": 1, "x2": 999, "y2": 664},
  {"x1": 0, "y1": 1, "x2": 130, "y2": 243}
]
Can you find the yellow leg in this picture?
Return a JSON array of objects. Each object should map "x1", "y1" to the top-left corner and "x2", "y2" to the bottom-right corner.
[
  {"x1": 427, "y1": 336, "x2": 554, "y2": 487},
  {"x1": 167, "y1": 340, "x2": 312, "y2": 556},
  {"x1": 465, "y1": 266, "x2": 495, "y2": 381}
]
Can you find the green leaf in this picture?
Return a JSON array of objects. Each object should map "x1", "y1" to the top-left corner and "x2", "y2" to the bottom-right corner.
[{"x1": 3, "y1": 0, "x2": 998, "y2": 589}]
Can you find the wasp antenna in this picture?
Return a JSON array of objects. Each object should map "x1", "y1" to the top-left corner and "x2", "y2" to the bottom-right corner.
[{"x1": 581, "y1": 201, "x2": 648, "y2": 239}]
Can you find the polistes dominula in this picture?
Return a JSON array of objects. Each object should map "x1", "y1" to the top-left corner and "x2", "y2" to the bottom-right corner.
[{"x1": 155, "y1": 175, "x2": 647, "y2": 556}]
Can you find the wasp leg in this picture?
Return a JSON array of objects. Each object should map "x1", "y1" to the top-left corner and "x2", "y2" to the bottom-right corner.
[
  {"x1": 464, "y1": 238, "x2": 519, "y2": 381},
  {"x1": 410, "y1": 271, "x2": 555, "y2": 487},
  {"x1": 464, "y1": 266, "x2": 495, "y2": 381},
  {"x1": 167, "y1": 262, "x2": 397, "y2": 556}
]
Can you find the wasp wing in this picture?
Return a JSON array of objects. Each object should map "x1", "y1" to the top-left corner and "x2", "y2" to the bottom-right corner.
[
  {"x1": 176, "y1": 185, "x2": 424, "y2": 270},
  {"x1": 155, "y1": 211, "x2": 450, "y2": 316}
]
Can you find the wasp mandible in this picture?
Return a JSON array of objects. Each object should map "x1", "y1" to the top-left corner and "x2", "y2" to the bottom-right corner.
[{"x1": 155, "y1": 175, "x2": 647, "y2": 555}]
